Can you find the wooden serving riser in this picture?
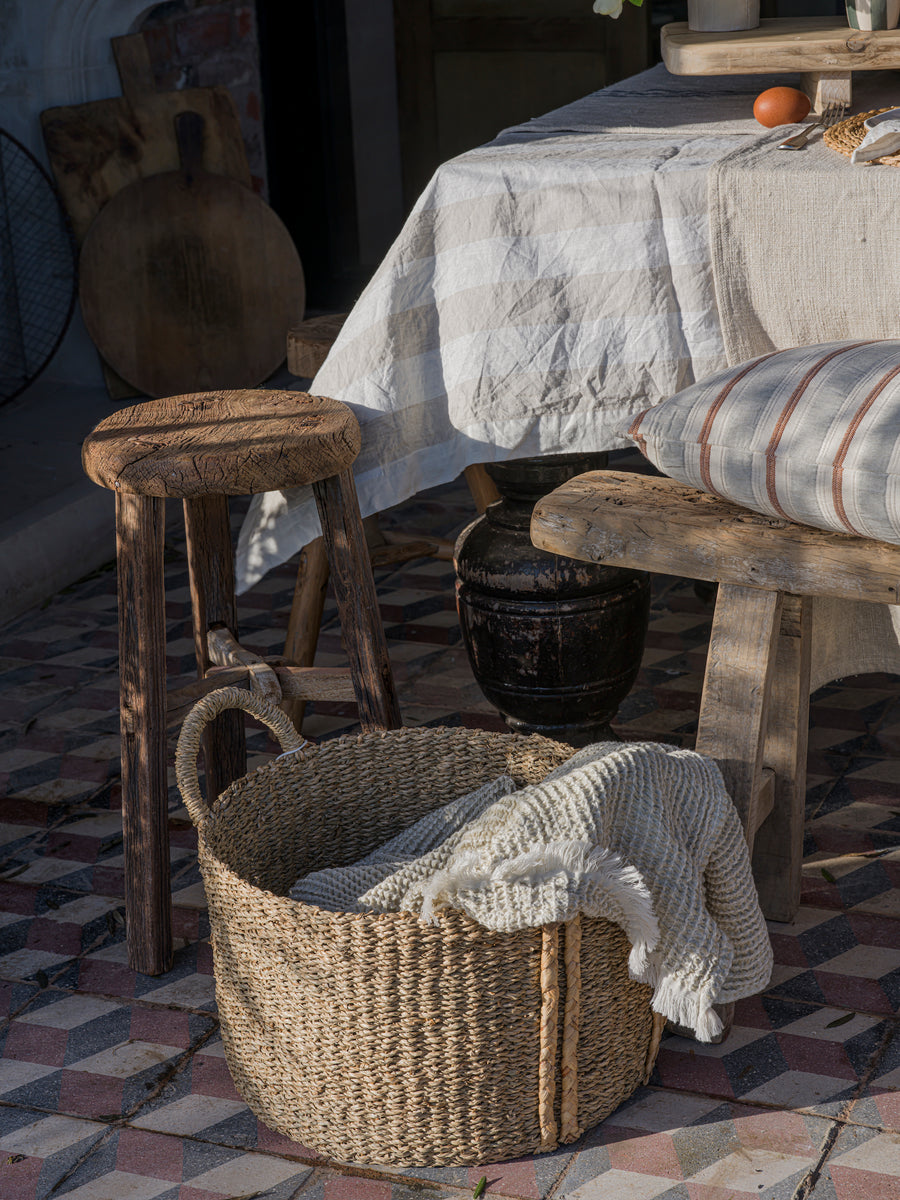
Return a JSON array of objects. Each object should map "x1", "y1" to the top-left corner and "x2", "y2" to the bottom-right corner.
[{"x1": 661, "y1": 17, "x2": 900, "y2": 110}]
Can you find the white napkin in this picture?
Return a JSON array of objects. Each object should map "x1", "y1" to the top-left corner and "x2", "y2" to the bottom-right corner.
[{"x1": 852, "y1": 117, "x2": 900, "y2": 164}]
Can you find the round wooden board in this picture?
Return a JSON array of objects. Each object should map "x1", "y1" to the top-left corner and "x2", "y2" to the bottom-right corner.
[{"x1": 78, "y1": 169, "x2": 306, "y2": 398}]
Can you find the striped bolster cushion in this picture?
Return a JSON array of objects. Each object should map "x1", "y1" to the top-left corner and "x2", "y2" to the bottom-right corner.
[{"x1": 625, "y1": 340, "x2": 900, "y2": 544}]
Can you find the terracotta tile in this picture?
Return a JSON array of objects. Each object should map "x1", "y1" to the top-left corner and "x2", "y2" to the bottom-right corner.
[
  {"x1": 255, "y1": 1120, "x2": 318, "y2": 1157},
  {"x1": 57, "y1": 1069, "x2": 123, "y2": 1120},
  {"x1": 653, "y1": 1050, "x2": 735, "y2": 1098},
  {"x1": 129, "y1": 1009, "x2": 191, "y2": 1047},
  {"x1": 0, "y1": 882, "x2": 37, "y2": 916},
  {"x1": 0, "y1": 1154, "x2": 43, "y2": 1200},
  {"x1": 828, "y1": 1164, "x2": 900, "y2": 1198},
  {"x1": 190, "y1": 1054, "x2": 243, "y2": 1102},
  {"x1": 603, "y1": 1128, "x2": 684, "y2": 1180},
  {"x1": 26, "y1": 918, "x2": 82, "y2": 957},
  {"x1": 813, "y1": 971, "x2": 893, "y2": 1015},
  {"x1": 776, "y1": 1033, "x2": 858, "y2": 1080},
  {"x1": 116, "y1": 1127, "x2": 184, "y2": 1181},
  {"x1": 3, "y1": 1021, "x2": 68, "y2": 1067},
  {"x1": 77, "y1": 958, "x2": 137, "y2": 998}
]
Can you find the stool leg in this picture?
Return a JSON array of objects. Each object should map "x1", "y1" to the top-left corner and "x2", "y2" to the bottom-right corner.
[
  {"x1": 116, "y1": 492, "x2": 172, "y2": 976},
  {"x1": 695, "y1": 583, "x2": 783, "y2": 839},
  {"x1": 751, "y1": 594, "x2": 811, "y2": 923},
  {"x1": 183, "y1": 496, "x2": 246, "y2": 802},
  {"x1": 313, "y1": 469, "x2": 401, "y2": 730},
  {"x1": 282, "y1": 536, "x2": 330, "y2": 733}
]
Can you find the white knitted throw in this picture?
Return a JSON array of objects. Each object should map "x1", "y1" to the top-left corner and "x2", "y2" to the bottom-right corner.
[{"x1": 290, "y1": 741, "x2": 773, "y2": 1040}]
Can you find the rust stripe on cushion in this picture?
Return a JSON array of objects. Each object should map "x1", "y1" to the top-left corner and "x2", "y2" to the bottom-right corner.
[
  {"x1": 698, "y1": 352, "x2": 777, "y2": 494},
  {"x1": 832, "y1": 361, "x2": 900, "y2": 535},
  {"x1": 765, "y1": 342, "x2": 873, "y2": 520},
  {"x1": 628, "y1": 409, "x2": 648, "y2": 458}
]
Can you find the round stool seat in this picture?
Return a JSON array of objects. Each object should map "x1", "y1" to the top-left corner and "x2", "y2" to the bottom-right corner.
[{"x1": 82, "y1": 389, "x2": 360, "y2": 498}]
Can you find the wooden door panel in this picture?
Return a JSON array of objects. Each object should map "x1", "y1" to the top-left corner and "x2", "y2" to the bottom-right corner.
[{"x1": 395, "y1": 0, "x2": 651, "y2": 204}]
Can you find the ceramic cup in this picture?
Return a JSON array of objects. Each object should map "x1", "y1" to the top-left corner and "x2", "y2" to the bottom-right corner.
[
  {"x1": 687, "y1": 0, "x2": 760, "y2": 31},
  {"x1": 846, "y1": 0, "x2": 900, "y2": 30}
]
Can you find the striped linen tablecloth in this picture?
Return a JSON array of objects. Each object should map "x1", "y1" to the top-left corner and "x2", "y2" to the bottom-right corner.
[{"x1": 236, "y1": 64, "x2": 784, "y2": 592}]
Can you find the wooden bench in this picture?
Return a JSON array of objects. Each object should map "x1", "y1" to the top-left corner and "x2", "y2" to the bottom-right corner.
[{"x1": 530, "y1": 469, "x2": 900, "y2": 923}]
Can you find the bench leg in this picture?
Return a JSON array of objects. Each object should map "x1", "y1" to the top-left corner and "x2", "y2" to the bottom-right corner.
[
  {"x1": 751, "y1": 594, "x2": 811, "y2": 923},
  {"x1": 116, "y1": 493, "x2": 172, "y2": 976},
  {"x1": 313, "y1": 469, "x2": 402, "y2": 731},
  {"x1": 696, "y1": 583, "x2": 783, "y2": 841},
  {"x1": 184, "y1": 496, "x2": 246, "y2": 803},
  {"x1": 693, "y1": 583, "x2": 784, "y2": 1039}
]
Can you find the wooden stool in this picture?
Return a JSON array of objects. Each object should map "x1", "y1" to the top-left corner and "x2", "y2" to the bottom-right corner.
[
  {"x1": 283, "y1": 314, "x2": 500, "y2": 731},
  {"x1": 531, "y1": 469, "x2": 900, "y2": 924},
  {"x1": 82, "y1": 388, "x2": 401, "y2": 975}
]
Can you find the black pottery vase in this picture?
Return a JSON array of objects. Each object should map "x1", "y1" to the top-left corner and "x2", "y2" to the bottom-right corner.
[{"x1": 455, "y1": 454, "x2": 651, "y2": 746}]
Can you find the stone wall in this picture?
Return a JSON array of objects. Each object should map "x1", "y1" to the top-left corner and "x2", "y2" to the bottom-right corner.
[{"x1": 138, "y1": 0, "x2": 266, "y2": 194}]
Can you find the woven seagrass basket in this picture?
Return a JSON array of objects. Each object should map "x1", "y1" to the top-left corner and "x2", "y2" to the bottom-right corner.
[{"x1": 176, "y1": 688, "x2": 663, "y2": 1167}]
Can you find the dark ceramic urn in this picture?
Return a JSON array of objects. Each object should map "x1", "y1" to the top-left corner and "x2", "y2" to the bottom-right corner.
[{"x1": 454, "y1": 454, "x2": 651, "y2": 746}]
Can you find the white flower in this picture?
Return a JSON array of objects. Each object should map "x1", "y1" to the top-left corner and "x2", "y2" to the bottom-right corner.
[{"x1": 593, "y1": 0, "x2": 624, "y2": 15}]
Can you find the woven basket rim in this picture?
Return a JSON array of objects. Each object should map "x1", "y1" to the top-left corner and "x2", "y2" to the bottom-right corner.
[
  {"x1": 207, "y1": 723, "x2": 571, "y2": 816},
  {"x1": 824, "y1": 107, "x2": 900, "y2": 163},
  {"x1": 199, "y1": 723, "x2": 574, "y2": 923}
]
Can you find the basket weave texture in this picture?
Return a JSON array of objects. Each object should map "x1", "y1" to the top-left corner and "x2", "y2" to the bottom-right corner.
[
  {"x1": 824, "y1": 108, "x2": 900, "y2": 165},
  {"x1": 176, "y1": 688, "x2": 660, "y2": 1167}
]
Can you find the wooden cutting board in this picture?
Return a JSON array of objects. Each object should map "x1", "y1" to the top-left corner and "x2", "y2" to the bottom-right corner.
[
  {"x1": 78, "y1": 111, "x2": 305, "y2": 398},
  {"x1": 41, "y1": 34, "x2": 252, "y2": 397},
  {"x1": 41, "y1": 34, "x2": 250, "y2": 243}
]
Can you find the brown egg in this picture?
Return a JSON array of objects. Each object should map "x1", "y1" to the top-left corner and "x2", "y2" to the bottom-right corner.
[{"x1": 753, "y1": 87, "x2": 812, "y2": 128}]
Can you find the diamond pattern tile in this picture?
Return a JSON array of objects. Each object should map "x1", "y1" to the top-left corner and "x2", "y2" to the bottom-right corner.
[{"x1": 0, "y1": 473, "x2": 899, "y2": 1199}]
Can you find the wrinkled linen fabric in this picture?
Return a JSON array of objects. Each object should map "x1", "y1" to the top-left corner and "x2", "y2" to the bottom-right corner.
[
  {"x1": 236, "y1": 66, "x2": 785, "y2": 592},
  {"x1": 708, "y1": 73, "x2": 900, "y2": 369},
  {"x1": 290, "y1": 741, "x2": 773, "y2": 1041}
]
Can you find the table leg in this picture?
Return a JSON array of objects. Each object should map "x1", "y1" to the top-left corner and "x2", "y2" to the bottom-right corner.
[{"x1": 116, "y1": 492, "x2": 172, "y2": 976}]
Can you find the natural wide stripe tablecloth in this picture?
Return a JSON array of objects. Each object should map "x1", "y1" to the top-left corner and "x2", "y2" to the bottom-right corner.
[
  {"x1": 236, "y1": 63, "x2": 900, "y2": 688},
  {"x1": 236, "y1": 64, "x2": 778, "y2": 591}
]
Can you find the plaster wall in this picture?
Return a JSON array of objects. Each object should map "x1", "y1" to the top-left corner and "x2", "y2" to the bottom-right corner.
[
  {"x1": 0, "y1": 0, "x2": 167, "y2": 386},
  {"x1": 0, "y1": 0, "x2": 265, "y2": 389}
]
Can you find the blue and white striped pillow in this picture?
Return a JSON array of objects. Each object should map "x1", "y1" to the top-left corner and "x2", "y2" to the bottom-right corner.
[{"x1": 626, "y1": 340, "x2": 900, "y2": 544}]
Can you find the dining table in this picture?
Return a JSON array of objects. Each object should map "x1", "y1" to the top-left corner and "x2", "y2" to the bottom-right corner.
[{"x1": 235, "y1": 56, "x2": 900, "y2": 705}]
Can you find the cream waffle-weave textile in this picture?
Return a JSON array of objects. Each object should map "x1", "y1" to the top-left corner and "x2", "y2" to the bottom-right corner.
[{"x1": 291, "y1": 740, "x2": 773, "y2": 1041}]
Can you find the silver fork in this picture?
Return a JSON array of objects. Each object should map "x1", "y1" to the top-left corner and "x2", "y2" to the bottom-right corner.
[{"x1": 777, "y1": 99, "x2": 847, "y2": 151}]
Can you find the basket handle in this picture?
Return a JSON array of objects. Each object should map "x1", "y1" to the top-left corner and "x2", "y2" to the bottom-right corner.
[{"x1": 175, "y1": 685, "x2": 308, "y2": 826}]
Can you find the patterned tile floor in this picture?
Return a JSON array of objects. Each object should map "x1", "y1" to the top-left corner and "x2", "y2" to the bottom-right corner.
[{"x1": 0, "y1": 468, "x2": 899, "y2": 1199}]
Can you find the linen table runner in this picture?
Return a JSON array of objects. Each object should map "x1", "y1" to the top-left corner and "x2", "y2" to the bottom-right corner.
[
  {"x1": 708, "y1": 73, "x2": 900, "y2": 367},
  {"x1": 708, "y1": 75, "x2": 900, "y2": 687}
]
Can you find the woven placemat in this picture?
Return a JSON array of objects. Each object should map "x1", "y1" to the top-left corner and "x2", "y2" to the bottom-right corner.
[{"x1": 824, "y1": 108, "x2": 900, "y2": 164}]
